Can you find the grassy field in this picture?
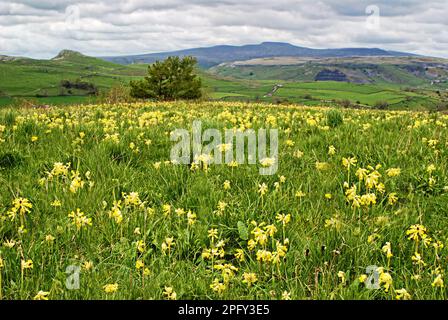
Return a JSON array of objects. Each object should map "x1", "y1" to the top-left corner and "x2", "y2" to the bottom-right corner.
[
  {"x1": 0, "y1": 101, "x2": 448, "y2": 300},
  {"x1": 0, "y1": 51, "x2": 147, "y2": 99},
  {"x1": 1, "y1": 52, "x2": 446, "y2": 111}
]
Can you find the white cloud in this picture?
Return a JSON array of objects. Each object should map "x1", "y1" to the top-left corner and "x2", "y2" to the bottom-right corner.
[{"x1": 0, "y1": 0, "x2": 447, "y2": 59}]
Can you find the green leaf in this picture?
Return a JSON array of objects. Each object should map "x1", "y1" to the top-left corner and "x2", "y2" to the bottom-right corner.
[{"x1": 237, "y1": 221, "x2": 249, "y2": 240}]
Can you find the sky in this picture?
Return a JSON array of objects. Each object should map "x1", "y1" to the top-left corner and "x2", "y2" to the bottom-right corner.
[{"x1": 0, "y1": 0, "x2": 447, "y2": 59}]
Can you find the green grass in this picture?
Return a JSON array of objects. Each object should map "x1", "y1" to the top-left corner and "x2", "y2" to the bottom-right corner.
[
  {"x1": 0, "y1": 101, "x2": 448, "y2": 300},
  {"x1": 1, "y1": 53, "x2": 446, "y2": 111}
]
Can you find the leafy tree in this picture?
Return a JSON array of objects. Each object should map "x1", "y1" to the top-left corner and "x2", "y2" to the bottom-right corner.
[{"x1": 130, "y1": 56, "x2": 202, "y2": 101}]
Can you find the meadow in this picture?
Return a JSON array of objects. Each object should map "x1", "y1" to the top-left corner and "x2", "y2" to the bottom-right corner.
[{"x1": 0, "y1": 101, "x2": 448, "y2": 300}]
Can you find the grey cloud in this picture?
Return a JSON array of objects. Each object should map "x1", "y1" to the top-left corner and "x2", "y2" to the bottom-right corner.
[{"x1": 0, "y1": 0, "x2": 447, "y2": 59}]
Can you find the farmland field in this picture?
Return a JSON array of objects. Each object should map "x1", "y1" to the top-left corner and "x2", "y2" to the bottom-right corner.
[{"x1": 1, "y1": 101, "x2": 448, "y2": 300}]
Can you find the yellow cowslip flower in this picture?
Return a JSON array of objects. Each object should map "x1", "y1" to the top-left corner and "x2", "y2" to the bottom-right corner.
[
  {"x1": 277, "y1": 239, "x2": 289, "y2": 256},
  {"x1": 217, "y1": 201, "x2": 227, "y2": 213},
  {"x1": 175, "y1": 208, "x2": 185, "y2": 216},
  {"x1": 256, "y1": 250, "x2": 273, "y2": 263},
  {"x1": 69, "y1": 171, "x2": 85, "y2": 193},
  {"x1": 433, "y1": 240, "x2": 444, "y2": 251},
  {"x1": 31, "y1": 136, "x2": 39, "y2": 142},
  {"x1": 136, "y1": 260, "x2": 144, "y2": 270},
  {"x1": 355, "y1": 168, "x2": 368, "y2": 181},
  {"x1": 223, "y1": 180, "x2": 231, "y2": 190},
  {"x1": 281, "y1": 291, "x2": 291, "y2": 300},
  {"x1": 162, "y1": 204, "x2": 171, "y2": 216},
  {"x1": 83, "y1": 261, "x2": 94, "y2": 271},
  {"x1": 258, "y1": 183, "x2": 268, "y2": 196},
  {"x1": 380, "y1": 245, "x2": 392, "y2": 263},
  {"x1": 12, "y1": 197, "x2": 33, "y2": 216},
  {"x1": 21, "y1": 259, "x2": 33, "y2": 270},
  {"x1": 187, "y1": 211, "x2": 197, "y2": 225},
  {"x1": 276, "y1": 213, "x2": 291, "y2": 226},
  {"x1": 368, "y1": 233, "x2": 380, "y2": 243},
  {"x1": 208, "y1": 229, "x2": 218, "y2": 240},
  {"x1": 427, "y1": 164, "x2": 436, "y2": 174},
  {"x1": 163, "y1": 286, "x2": 177, "y2": 300},
  {"x1": 108, "y1": 201, "x2": 123, "y2": 224},
  {"x1": 379, "y1": 272, "x2": 393, "y2": 292},
  {"x1": 210, "y1": 279, "x2": 226, "y2": 294},
  {"x1": 365, "y1": 171, "x2": 381, "y2": 189},
  {"x1": 295, "y1": 190, "x2": 306, "y2": 198},
  {"x1": 360, "y1": 193, "x2": 377, "y2": 207},
  {"x1": 342, "y1": 157, "x2": 357, "y2": 169},
  {"x1": 103, "y1": 283, "x2": 118, "y2": 294},
  {"x1": 162, "y1": 237, "x2": 175, "y2": 254},
  {"x1": 388, "y1": 193, "x2": 398, "y2": 205},
  {"x1": 376, "y1": 183, "x2": 386, "y2": 194},
  {"x1": 432, "y1": 275, "x2": 444, "y2": 288},
  {"x1": 3, "y1": 239, "x2": 16, "y2": 248},
  {"x1": 45, "y1": 234, "x2": 55, "y2": 243},
  {"x1": 247, "y1": 239, "x2": 257, "y2": 251},
  {"x1": 395, "y1": 288, "x2": 411, "y2": 300},
  {"x1": 358, "y1": 274, "x2": 368, "y2": 283},
  {"x1": 325, "y1": 216, "x2": 342, "y2": 230},
  {"x1": 234, "y1": 249, "x2": 245, "y2": 262},
  {"x1": 136, "y1": 240, "x2": 146, "y2": 253},
  {"x1": 325, "y1": 193, "x2": 332, "y2": 199},
  {"x1": 265, "y1": 224, "x2": 278, "y2": 237},
  {"x1": 252, "y1": 227, "x2": 268, "y2": 245},
  {"x1": 227, "y1": 161, "x2": 239, "y2": 168},
  {"x1": 143, "y1": 268, "x2": 151, "y2": 276},
  {"x1": 153, "y1": 162, "x2": 161, "y2": 169},
  {"x1": 293, "y1": 150, "x2": 304, "y2": 158},
  {"x1": 242, "y1": 273, "x2": 258, "y2": 287},
  {"x1": 412, "y1": 252, "x2": 426, "y2": 266},
  {"x1": 328, "y1": 145, "x2": 336, "y2": 156},
  {"x1": 386, "y1": 168, "x2": 401, "y2": 177},
  {"x1": 337, "y1": 271, "x2": 346, "y2": 284},
  {"x1": 50, "y1": 200, "x2": 62, "y2": 207},
  {"x1": 315, "y1": 162, "x2": 329, "y2": 171},
  {"x1": 215, "y1": 263, "x2": 238, "y2": 282},
  {"x1": 406, "y1": 224, "x2": 427, "y2": 242},
  {"x1": 33, "y1": 291, "x2": 50, "y2": 300},
  {"x1": 123, "y1": 192, "x2": 142, "y2": 207},
  {"x1": 345, "y1": 185, "x2": 357, "y2": 201},
  {"x1": 68, "y1": 209, "x2": 92, "y2": 230}
]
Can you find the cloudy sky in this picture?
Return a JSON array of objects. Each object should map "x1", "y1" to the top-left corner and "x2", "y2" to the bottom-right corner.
[{"x1": 0, "y1": 0, "x2": 447, "y2": 59}]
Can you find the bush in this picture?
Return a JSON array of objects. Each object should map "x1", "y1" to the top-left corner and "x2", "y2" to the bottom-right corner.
[
  {"x1": 98, "y1": 84, "x2": 133, "y2": 104},
  {"x1": 326, "y1": 109, "x2": 344, "y2": 128},
  {"x1": 374, "y1": 101, "x2": 389, "y2": 110},
  {"x1": 130, "y1": 56, "x2": 202, "y2": 101},
  {"x1": 339, "y1": 99, "x2": 352, "y2": 108}
]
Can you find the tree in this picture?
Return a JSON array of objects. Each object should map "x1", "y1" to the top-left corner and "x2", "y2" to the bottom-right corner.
[{"x1": 130, "y1": 56, "x2": 202, "y2": 101}]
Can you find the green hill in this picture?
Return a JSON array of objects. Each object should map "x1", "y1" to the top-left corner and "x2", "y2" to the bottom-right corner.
[{"x1": 0, "y1": 50, "x2": 148, "y2": 105}]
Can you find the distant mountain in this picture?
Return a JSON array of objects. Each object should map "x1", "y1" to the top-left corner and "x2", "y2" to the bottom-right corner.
[
  {"x1": 52, "y1": 49, "x2": 87, "y2": 60},
  {"x1": 101, "y1": 42, "x2": 418, "y2": 67}
]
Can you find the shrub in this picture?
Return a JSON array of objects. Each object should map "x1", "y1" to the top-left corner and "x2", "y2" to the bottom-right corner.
[
  {"x1": 326, "y1": 109, "x2": 344, "y2": 128},
  {"x1": 130, "y1": 56, "x2": 202, "y2": 101}
]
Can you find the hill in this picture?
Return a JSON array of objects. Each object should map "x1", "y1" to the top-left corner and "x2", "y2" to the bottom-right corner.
[
  {"x1": 209, "y1": 56, "x2": 448, "y2": 88},
  {"x1": 101, "y1": 42, "x2": 416, "y2": 68},
  {"x1": 0, "y1": 50, "x2": 148, "y2": 104}
]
